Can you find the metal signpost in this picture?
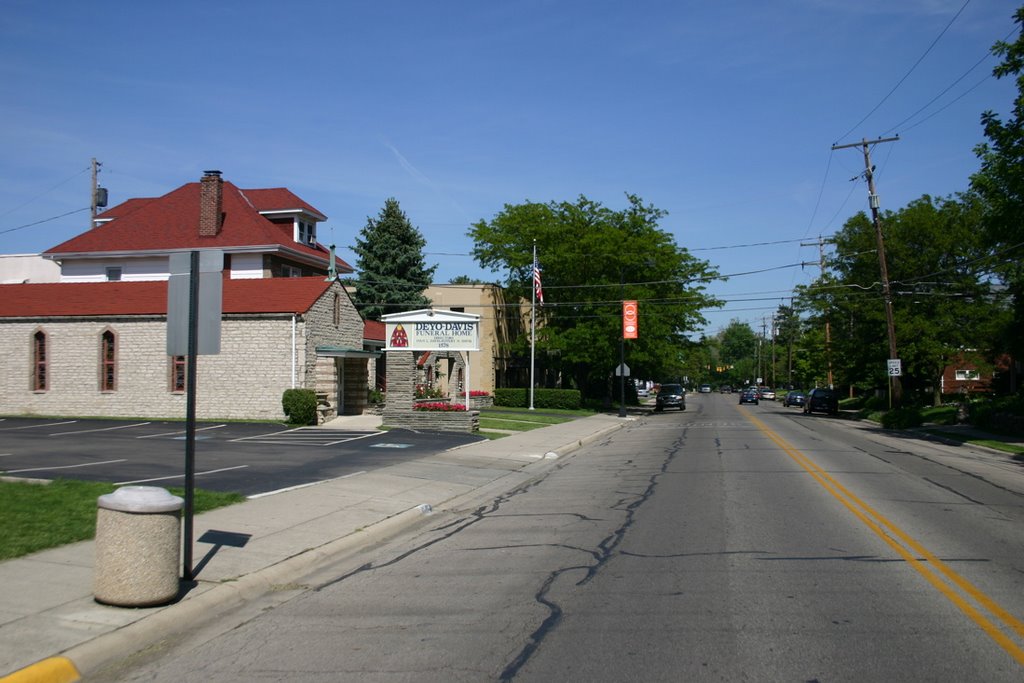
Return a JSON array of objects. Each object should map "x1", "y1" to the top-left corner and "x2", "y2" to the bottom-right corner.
[{"x1": 167, "y1": 250, "x2": 222, "y2": 580}]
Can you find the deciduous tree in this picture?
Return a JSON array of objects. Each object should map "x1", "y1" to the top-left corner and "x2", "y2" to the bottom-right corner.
[{"x1": 470, "y1": 194, "x2": 720, "y2": 401}]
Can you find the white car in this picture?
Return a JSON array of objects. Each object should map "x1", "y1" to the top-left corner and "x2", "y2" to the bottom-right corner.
[{"x1": 699, "y1": 384, "x2": 712, "y2": 393}]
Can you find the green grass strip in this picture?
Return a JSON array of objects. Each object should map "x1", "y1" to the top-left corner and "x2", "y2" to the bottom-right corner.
[
  {"x1": 922, "y1": 429, "x2": 1024, "y2": 456},
  {"x1": 0, "y1": 479, "x2": 244, "y2": 561},
  {"x1": 478, "y1": 419, "x2": 546, "y2": 432}
]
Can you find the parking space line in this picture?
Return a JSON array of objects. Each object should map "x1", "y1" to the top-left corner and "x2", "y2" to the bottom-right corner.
[
  {"x1": 137, "y1": 424, "x2": 228, "y2": 439},
  {"x1": 4, "y1": 459, "x2": 127, "y2": 474},
  {"x1": 49, "y1": 422, "x2": 152, "y2": 436},
  {"x1": 323, "y1": 431, "x2": 385, "y2": 446},
  {"x1": 0, "y1": 420, "x2": 78, "y2": 431},
  {"x1": 230, "y1": 427, "x2": 384, "y2": 447},
  {"x1": 229, "y1": 427, "x2": 311, "y2": 442},
  {"x1": 114, "y1": 465, "x2": 249, "y2": 486}
]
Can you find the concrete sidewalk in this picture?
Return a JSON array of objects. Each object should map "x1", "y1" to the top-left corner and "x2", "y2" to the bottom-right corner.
[{"x1": 0, "y1": 413, "x2": 629, "y2": 682}]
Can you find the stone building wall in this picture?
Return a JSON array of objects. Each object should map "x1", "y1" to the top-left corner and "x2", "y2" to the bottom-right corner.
[
  {"x1": 0, "y1": 283, "x2": 364, "y2": 422},
  {"x1": 1, "y1": 316, "x2": 295, "y2": 420}
]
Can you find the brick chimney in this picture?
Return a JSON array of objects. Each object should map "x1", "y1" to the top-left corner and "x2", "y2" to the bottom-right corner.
[{"x1": 199, "y1": 170, "x2": 223, "y2": 237}]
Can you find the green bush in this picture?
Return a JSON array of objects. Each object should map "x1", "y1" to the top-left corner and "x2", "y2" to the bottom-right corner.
[
  {"x1": 969, "y1": 396, "x2": 1024, "y2": 434},
  {"x1": 494, "y1": 388, "x2": 582, "y2": 410},
  {"x1": 282, "y1": 388, "x2": 318, "y2": 425},
  {"x1": 881, "y1": 406, "x2": 924, "y2": 430}
]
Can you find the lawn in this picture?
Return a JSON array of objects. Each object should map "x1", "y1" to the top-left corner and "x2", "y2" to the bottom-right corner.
[
  {"x1": 0, "y1": 479, "x2": 244, "y2": 561},
  {"x1": 921, "y1": 429, "x2": 1024, "y2": 457},
  {"x1": 477, "y1": 406, "x2": 588, "y2": 438}
]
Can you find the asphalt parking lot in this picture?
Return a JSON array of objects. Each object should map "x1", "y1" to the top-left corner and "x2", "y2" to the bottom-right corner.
[{"x1": 0, "y1": 417, "x2": 485, "y2": 496}]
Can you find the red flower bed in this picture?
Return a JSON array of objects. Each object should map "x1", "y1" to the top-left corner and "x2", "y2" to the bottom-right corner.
[{"x1": 413, "y1": 402, "x2": 468, "y2": 412}]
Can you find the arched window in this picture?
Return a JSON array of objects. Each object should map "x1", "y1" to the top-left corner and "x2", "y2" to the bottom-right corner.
[
  {"x1": 32, "y1": 330, "x2": 47, "y2": 391},
  {"x1": 169, "y1": 355, "x2": 187, "y2": 393},
  {"x1": 100, "y1": 329, "x2": 117, "y2": 391}
]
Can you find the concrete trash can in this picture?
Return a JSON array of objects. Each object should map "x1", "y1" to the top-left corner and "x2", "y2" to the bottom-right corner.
[{"x1": 94, "y1": 486, "x2": 184, "y2": 607}]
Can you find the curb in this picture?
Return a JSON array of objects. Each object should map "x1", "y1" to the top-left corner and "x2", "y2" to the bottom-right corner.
[{"x1": 4, "y1": 418, "x2": 629, "y2": 682}]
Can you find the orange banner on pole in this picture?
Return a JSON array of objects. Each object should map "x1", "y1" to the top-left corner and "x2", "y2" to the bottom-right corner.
[{"x1": 623, "y1": 300, "x2": 638, "y2": 339}]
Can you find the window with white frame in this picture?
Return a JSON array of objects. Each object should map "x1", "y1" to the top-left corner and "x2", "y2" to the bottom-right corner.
[
  {"x1": 297, "y1": 220, "x2": 316, "y2": 246},
  {"x1": 955, "y1": 369, "x2": 980, "y2": 381},
  {"x1": 282, "y1": 264, "x2": 302, "y2": 278}
]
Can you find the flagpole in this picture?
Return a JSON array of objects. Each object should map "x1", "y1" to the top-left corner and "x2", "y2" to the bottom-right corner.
[{"x1": 529, "y1": 241, "x2": 537, "y2": 411}]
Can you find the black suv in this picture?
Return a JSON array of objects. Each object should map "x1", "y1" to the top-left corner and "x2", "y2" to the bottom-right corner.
[
  {"x1": 803, "y1": 388, "x2": 839, "y2": 415},
  {"x1": 655, "y1": 384, "x2": 686, "y2": 411}
]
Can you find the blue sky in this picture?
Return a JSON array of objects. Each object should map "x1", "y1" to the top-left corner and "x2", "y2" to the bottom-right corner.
[{"x1": 1, "y1": 0, "x2": 1019, "y2": 337}]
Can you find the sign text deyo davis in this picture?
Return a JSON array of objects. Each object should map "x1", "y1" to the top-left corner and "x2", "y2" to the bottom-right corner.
[{"x1": 386, "y1": 321, "x2": 480, "y2": 351}]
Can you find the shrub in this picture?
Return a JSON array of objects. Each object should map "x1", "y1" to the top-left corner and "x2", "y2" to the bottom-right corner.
[
  {"x1": 969, "y1": 396, "x2": 1024, "y2": 434},
  {"x1": 881, "y1": 406, "x2": 924, "y2": 430},
  {"x1": 493, "y1": 388, "x2": 582, "y2": 410},
  {"x1": 469, "y1": 390, "x2": 490, "y2": 397},
  {"x1": 282, "y1": 388, "x2": 317, "y2": 425},
  {"x1": 415, "y1": 384, "x2": 444, "y2": 399}
]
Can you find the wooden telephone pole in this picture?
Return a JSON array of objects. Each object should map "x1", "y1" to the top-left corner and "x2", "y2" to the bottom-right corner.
[
  {"x1": 832, "y1": 136, "x2": 901, "y2": 404},
  {"x1": 90, "y1": 158, "x2": 107, "y2": 228}
]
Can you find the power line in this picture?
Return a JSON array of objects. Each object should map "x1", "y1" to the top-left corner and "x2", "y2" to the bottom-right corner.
[
  {"x1": 882, "y1": 38, "x2": 1002, "y2": 135},
  {"x1": 0, "y1": 166, "x2": 90, "y2": 219},
  {"x1": 0, "y1": 208, "x2": 90, "y2": 236},
  {"x1": 835, "y1": 0, "x2": 971, "y2": 144}
]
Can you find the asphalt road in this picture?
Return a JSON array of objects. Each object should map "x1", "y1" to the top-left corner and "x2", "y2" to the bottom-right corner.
[
  {"x1": 0, "y1": 417, "x2": 484, "y2": 496},
  {"x1": 91, "y1": 393, "x2": 1024, "y2": 681}
]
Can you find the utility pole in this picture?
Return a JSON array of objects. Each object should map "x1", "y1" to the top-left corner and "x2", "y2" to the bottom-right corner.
[
  {"x1": 90, "y1": 158, "x2": 107, "y2": 228},
  {"x1": 832, "y1": 136, "x2": 901, "y2": 404},
  {"x1": 801, "y1": 237, "x2": 834, "y2": 388}
]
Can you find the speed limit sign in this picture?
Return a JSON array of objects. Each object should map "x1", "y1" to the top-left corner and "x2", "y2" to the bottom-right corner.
[{"x1": 887, "y1": 359, "x2": 902, "y2": 377}]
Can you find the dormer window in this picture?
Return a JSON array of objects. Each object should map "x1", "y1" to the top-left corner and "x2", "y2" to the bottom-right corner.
[{"x1": 297, "y1": 220, "x2": 317, "y2": 246}]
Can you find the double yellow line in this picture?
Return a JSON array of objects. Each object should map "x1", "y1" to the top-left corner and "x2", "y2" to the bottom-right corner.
[{"x1": 741, "y1": 410, "x2": 1024, "y2": 666}]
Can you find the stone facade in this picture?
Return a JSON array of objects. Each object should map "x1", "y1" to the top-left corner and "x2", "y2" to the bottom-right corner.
[
  {"x1": 0, "y1": 282, "x2": 366, "y2": 422},
  {"x1": 381, "y1": 349, "x2": 478, "y2": 432}
]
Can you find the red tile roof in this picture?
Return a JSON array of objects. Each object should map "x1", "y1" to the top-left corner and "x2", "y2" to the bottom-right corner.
[
  {"x1": 44, "y1": 178, "x2": 351, "y2": 272},
  {"x1": 0, "y1": 278, "x2": 339, "y2": 317},
  {"x1": 363, "y1": 319, "x2": 385, "y2": 342},
  {"x1": 241, "y1": 188, "x2": 326, "y2": 218}
]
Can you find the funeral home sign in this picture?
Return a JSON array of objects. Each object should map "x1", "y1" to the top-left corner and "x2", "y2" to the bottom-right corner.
[{"x1": 381, "y1": 309, "x2": 481, "y2": 352}]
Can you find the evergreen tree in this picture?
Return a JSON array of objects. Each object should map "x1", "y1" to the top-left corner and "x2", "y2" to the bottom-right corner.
[{"x1": 352, "y1": 198, "x2": 437, "y2": 319}]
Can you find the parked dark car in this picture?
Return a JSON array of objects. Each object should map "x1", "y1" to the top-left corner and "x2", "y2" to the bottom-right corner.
[
  {"x1": 655, "y1": 383, "x2": 686, "y2": 411},
  {"x1": 739, "y1": 388, "x2": 759, "y2": 405},
  {"x1": 783, "y1": 390, "x2": 806, "y2": 407},
  {"x1": 803, "y1": 388, "x2": 839, "y2": 415}
]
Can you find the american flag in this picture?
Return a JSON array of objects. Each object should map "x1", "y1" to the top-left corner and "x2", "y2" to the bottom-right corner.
[{"x1": 532, "y1": 255, "x2": 544, "y2": 305}]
